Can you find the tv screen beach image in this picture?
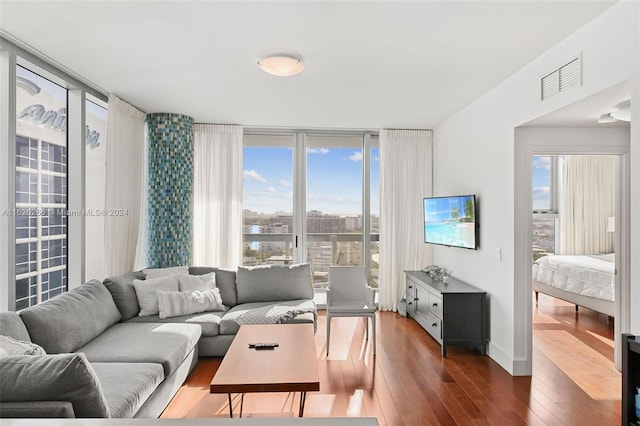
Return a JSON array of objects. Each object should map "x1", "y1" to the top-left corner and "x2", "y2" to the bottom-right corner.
[{"x1": 424, "y1": 195, "x2": 476, "y2": 249}]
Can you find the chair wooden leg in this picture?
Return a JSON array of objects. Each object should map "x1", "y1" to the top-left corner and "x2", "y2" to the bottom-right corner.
[
  {"x1": 365, "y1": 316, "x2": 369, "y2": 341},
  {"x1": 372, "y1": 314, "x2": 376, "y2": 354},
  {"x1": 326, "y1": 315, "x2": 331, "y2": 355}
]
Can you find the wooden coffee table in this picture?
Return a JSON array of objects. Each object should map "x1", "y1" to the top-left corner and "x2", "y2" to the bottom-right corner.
[{"x1": 210, "y1": 323, "x2": 320, "y2": 418}]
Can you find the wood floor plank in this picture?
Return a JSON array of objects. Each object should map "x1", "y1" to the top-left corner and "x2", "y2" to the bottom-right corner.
[{"x1": 162, "y1": 294, "x2": 620, "y2": 424}]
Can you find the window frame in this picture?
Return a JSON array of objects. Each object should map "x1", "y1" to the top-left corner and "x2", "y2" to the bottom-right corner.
[
  {"x1": 242, "y1": 128, "x2": 380, "y2": 290},
  {"x1": 1, "y1": 36, "x2": 108, "y2": 311},
  {"x1": 532, "y1": 155, "x2": 560, "y2": 258}
]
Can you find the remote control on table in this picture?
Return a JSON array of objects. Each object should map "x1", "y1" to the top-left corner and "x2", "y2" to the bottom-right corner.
[{"x1": 249, "y1": 343, "x2": 279, "y2": 350}]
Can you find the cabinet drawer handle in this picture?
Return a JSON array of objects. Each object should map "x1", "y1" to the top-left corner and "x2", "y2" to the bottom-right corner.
[
  {"x1": 431, "y1": 323, "x2": 438, "y2": 327},
  {"x1": 414, "y1": 297, "x2": 419, "y2": 302},
  {"x1": 408, "y1": 302, "x2": 413, "y2": 305},
  {"x1": 432, "y1": 302, "x2": 438, "y2": 307},
  {"x1": 408, "y1": 285, "x2": 412, "y2": 289}
]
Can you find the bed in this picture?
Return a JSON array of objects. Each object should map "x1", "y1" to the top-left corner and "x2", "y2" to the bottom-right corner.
[{"x1": 532, "y1": 253, "x2": 615, "y2": 317}]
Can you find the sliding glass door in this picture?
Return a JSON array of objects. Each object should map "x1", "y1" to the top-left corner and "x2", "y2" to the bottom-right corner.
[{"x1": 242, "y1": 131, "x2": 379, "y2": 292}]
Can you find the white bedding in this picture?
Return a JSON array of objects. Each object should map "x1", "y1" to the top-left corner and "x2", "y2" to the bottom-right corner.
[{"x1": 532, "y1": 254, "x2": 615, "y2": 302}]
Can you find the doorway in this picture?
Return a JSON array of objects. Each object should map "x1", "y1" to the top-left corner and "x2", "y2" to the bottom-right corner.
[
  {"x1": 514, "y1": 103, "x2": 631, "y2": 376},
  {"x1": 531, "y1": 153, "x2": 619, "y2": 399}
]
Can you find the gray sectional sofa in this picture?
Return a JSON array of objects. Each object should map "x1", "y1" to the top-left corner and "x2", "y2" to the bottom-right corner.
[{"x1": 0, "y1": 263, "x2": 317, "y2": 419}]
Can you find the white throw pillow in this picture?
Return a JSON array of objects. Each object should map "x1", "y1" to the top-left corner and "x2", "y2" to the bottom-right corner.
[
  {"x1": 177, "y1": 272, "x2": 216, "y2": 291},
  {"x1": 157, "y1": 289, "x2": 223, "y2": 319},
  {"x1": 143, "y1": 266, "x2": 189, "y2": 279},
  {"x1": 133, "y1": 275, "x2": 180, "y2": 316},
  {"x1": 0, "y1": 335, "x2": 46, "y2": 356}
]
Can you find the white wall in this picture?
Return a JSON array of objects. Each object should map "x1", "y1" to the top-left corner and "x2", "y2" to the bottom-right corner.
[{"x1": 433, "y1": 1, "x2": 639, "y2": 374}]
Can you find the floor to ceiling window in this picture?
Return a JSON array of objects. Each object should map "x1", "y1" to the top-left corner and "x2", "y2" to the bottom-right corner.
[
  {"x1": 15, "y1": 65, "x2": 68, "y2": 309},
  {"x1": 532, "y1": 155, "x2": 559, "y2": 261},
  {"x1": 2, "y1": 39, "x2": 109, "y2": 311},
  {"x1": 242, "y1": 133, "x2": 294, "y2": 265},
  {"x1": 242, "y1": 131, "x2": 379, "y2": 292}
]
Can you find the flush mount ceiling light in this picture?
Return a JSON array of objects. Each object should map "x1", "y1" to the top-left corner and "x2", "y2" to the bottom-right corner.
[
  {"x1": 257, "y1": 55, "x2": 304, "y2": 77},
  {"x1": 597, "y1": 113, "x2": 617, "y2": 124},
  {"x1": 610, "y1": 100, "x2": 631, "y2": 122}
]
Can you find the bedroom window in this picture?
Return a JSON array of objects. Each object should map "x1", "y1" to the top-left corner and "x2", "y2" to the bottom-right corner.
[{"x1": 532, "y1": 156, "x2": 559, "y2": 260}]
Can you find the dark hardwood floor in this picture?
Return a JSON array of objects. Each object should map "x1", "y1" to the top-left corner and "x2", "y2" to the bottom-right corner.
[{"x1": 161, "y1": 295, "x2": 620, "y2": 425}]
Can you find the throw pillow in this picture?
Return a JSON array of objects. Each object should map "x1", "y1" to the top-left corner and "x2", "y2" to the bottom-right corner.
[
  {"x1": 143, "y1": 266, "x2": 189, "y2": 279},
  {"x1": 157, "y1": 289, "x2": 223, "y2": 319},
  {"x1": 177, "y1": 272, "x2": 216, "y2": 291},
  {"x1": 0, "y1": 335, "x2": 46, "y2": 356},
  {"x1": 0, "y1": 353, "x2": 110, "y2": 418},
  {"x1": 132, "y1": 275, "x2": 180, "y2": 316}
]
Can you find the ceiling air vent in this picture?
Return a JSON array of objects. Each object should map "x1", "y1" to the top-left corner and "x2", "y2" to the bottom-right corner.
[{"x1": 540, "y1": 54, "x2": 582, "y2": 101}]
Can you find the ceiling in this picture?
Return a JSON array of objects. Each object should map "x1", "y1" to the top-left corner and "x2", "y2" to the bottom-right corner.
[
  {"x1": 0, "y1": 1, "x2": 618, "y2": 129},
  {"x1": 524, "y1": 80, "x2": 631, "y2": 127}
]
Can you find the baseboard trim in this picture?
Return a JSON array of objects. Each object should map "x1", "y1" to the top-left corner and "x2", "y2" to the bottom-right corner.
[{"x1": 486, "y1": 341, "x2": 532, "y2": 376}]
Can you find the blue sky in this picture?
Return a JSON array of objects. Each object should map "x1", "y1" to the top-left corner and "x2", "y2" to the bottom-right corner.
[
  {"x1": 424, "y1": 195, "x2": 474, "y2": 223},
  {"x1": 243, "y1": 146, "x2": 379, "y2": 215},
  {"x1": 532, "y1": 156, "x2": 551, "y2": 210}
]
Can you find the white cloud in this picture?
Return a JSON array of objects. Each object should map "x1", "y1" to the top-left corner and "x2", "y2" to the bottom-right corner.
[
  {"x1": 532, "y1": 186, "x2": 550, "y2": 209},
  {"x1": 264, "y1": 186, "x2": 276, "y2": 193},
  {"x1": 277, "y1": 179, "x2": 292, "y2": 187},
  {"x1": 243, "y1": 170, "x2": 266, "y2": 183},
  {"x1": 348, "y1": 152, "x2": 363, "y2": 162},
  {"x1": 307, "y1": 148, "x2": 329, "y2": 154},
  {"x1": 533, "y1": 157, "x2": 551, "y2": 170}
]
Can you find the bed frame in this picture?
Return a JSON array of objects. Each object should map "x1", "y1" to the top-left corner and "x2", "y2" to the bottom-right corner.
[{"x1": 533, "y1": 279, "x2": 615, "y2": 317}]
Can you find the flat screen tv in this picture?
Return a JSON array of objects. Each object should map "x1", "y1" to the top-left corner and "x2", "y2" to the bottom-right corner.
[{"x1": 423, "y1": 195, "x2": 477, "y2": 250}]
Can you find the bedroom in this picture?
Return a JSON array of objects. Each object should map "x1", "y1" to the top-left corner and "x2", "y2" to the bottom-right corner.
[{"x1": 518, "y1": 81, "x2": 631, "y2": 402}]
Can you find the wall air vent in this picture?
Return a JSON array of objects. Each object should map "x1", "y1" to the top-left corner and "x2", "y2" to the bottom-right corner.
[{"x1": 540, "y1": 54, "x2": 582, "y2": 101}]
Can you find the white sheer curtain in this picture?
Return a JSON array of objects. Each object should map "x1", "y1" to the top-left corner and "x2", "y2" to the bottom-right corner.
[
  {"x1": 560, "y1": 155, "x2": 616, "y2": 255},
  {"x1": 193, "y1": 124, "x2": 243, "y2": 269},
  {"x1": 104, "y1": 95, "x2": 146, "y2": 276},
  {"x1": 379, "y1": 129, "x2": 433, "y2": 311}
]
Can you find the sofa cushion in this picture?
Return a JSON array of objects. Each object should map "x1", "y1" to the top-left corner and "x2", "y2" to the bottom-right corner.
[
  {"x1": 158, "y1": 289, "x2": 223, "y2": 319},
  {"x1": 189, "y1": 267, "x2": 237, "y2": 307},
  {"x1": 132, "y1": 275, "x2": 180, "y2": 317},
  {"x1": 19, "y1": 280, "x2": 121, "y2": 353},
  {"x1": 103, "y1": 271, "x2": 146, "y2": 321},
  {"x1": 75, "y1": 322, "x2": 200, "y2": 377},
  {"x1": 91, "y1": 362, "x2": 164, "y2": 418},
  {"x1": 143, "y1": 266, "x2": 189, "y2": 279},
  {"x1": 219, "y1": 301, "x2": 316, "y2": 335},
  {"x1": 125, "y1": 312, "x2": 223, "y2": 337},
  {"x1": 178, "y1": 272, "x2": 216, "y2": 291},
  {"x1": 0, "y1": 311, "x2": 32, "y2": 342},
  {"x1": 0, "y1": 401, "x2": 75, "y2": 418},
  {"x1": 0, "y1": 353, "x2": 110, "y2": 418},
  {"x1": 236, "y1": 263, "x2": 313, "y2": 304},
  {"x1": 0, "y1": 335, "x2": 46, "y2": 356}
]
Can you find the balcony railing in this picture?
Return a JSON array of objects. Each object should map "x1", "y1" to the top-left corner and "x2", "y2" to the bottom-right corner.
[{"x1": 243, "y1": 232, "x2": 380, "y2": 289}]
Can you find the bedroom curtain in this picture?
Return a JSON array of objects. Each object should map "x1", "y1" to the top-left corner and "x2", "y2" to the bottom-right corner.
[
  {"x1": 104, "y1": 95, "x2": 146, "y2": 276},
  {"x1": 378, "y1": 129, "x2": 433, "y2": 311},
  {"x1": 193, "y1": 124, "x2": 243, "y2": 269},
  {"x1": 560, "y1": 155, "x2": 616, "y2": 255}
]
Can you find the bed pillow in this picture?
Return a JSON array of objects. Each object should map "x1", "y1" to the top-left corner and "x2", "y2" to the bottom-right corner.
[
  {"x1": 143, "y1": 266, "x2": 189, "y2": 279},
  {"x1": 157, "y1": 289, "x2": 223, "y2": 319},
  {"x1": 132, "y1": 275, "x2": 180, "y2": 316},
  {"x1": 0, "y1": 335, "x2": 46, "y2": 357},
  {"x1": 178, "y1": 272, "x2": 216, "y2": 292}
]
